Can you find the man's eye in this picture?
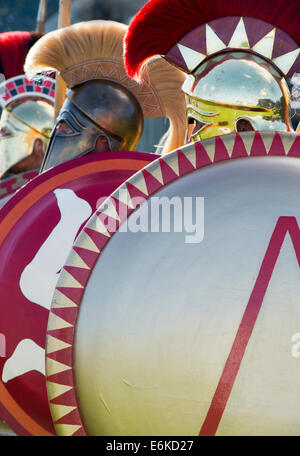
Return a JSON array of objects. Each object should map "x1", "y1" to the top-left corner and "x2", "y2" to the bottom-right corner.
[
  {"x1": 55, "y1": 120, "x2": 74, "y2": 135},
  {"x1": 0, "y1": 126, "x2": 12, "y2": 137}
]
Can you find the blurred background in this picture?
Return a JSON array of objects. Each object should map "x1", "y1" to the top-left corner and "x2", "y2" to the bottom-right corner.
[
  {"x1": 0, "y1": 0, "x2": 148, "y2": 31},
  {"x1": 0, "y1": 0, "x2": 170, "y2": 153}
]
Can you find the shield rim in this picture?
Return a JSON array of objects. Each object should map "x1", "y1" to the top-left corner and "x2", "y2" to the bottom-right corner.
[{"x1": 45, "y1": 131, "x2": 300, "y2": 436}]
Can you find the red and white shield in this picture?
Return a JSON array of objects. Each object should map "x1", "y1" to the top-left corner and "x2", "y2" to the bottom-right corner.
[{"x1": 0, "y1": 151, "x2": 158, "y2": 435}]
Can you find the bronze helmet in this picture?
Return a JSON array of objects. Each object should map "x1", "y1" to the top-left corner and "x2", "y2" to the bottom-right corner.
[
  {"x1": 41, "y1": 79, "x2": 143, "y2": 171},
  {"x1": 124, "y1": 3, "x2": 300, "y2": 143},
  {"x1": 183, "y1": 52, "x2": 292, "y2": 142},
  {"x1": 25, "y1": 20, "x2": 187, "y2": 171}
]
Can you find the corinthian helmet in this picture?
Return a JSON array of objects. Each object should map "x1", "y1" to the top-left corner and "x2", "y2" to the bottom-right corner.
[
  {"x1": 25, "y1": 20, "x2": 186, "y2": 171},
  {"x1": 124, "y1": 0, "x2": 300, "y2": 143},
  {"x1": 183, "y1": 52, "x2": 292, "y2": 142},
  {"x1": 0, "y1": 75, "x2": 55, "y2": 178},
  {"x1": 0, "y1": 31, "x2": 55, "y2": 179}
]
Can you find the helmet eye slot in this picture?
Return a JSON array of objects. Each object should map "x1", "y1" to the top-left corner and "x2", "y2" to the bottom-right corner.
[
  {"x1": 55, "y1": 120, "x2": 75, "y2": 136},
  {"x1": 192, "y1": 119, "x2": 206, "y2": 136},
  {"x1": 186, "y1": 116, "x2": 210, "y2": 142}
]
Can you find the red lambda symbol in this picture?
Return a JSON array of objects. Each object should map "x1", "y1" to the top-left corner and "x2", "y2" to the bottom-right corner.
[{"x1": 199, "y1": 216, "x2": 300, "y2": 436}]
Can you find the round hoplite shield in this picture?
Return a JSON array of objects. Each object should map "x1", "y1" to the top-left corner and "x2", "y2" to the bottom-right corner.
[
  {"x1": 0, "y1": 170, "x2": 38, "y2": 208},
  {"x1": 46, "y1": 131, "x2": 300, "y2": 436},
  {"x1": 0, "y1": 151, "x2": 158, "y2": 436}
]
